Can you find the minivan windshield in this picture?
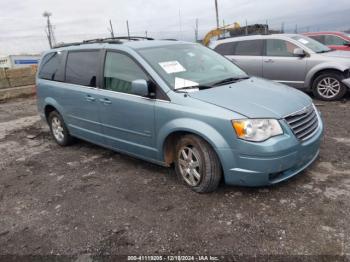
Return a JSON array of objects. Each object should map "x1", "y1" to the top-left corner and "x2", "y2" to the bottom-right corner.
[
  {"x1": 290, "y1": 35, "x2": 332, "y2": 53},
  {"x1": 138, "y1": 43, "x2": 248, "y2": 90}
]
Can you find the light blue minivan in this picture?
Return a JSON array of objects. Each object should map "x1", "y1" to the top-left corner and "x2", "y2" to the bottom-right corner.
[{"x1": 36, "y1": 37, "x2": 323, "y2": 193}]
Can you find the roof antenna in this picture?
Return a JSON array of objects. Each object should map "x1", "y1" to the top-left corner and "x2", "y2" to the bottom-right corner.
[
  {"x1": 126, "y1": 20, "x2": 130, "y2": 40},
  {"x1": 108, "y1": 19, "x2": 115, "y2": 38}
]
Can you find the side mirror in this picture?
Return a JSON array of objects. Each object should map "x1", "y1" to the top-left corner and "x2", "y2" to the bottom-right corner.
[
  {"x1": 293, "y1": 48, "x2": 306, "y2": 57},
  {"x1": 131, "y1": 79, "x2": 149, "y2": 97},
  {"x1": 344, "y1": 41, "x2": 350, "y2": 47}
]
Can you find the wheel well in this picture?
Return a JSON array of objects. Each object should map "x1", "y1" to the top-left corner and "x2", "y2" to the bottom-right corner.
[
  {"x1": 311, "y1": 69, "x2": 344, "y2": 89},
  {"x1": 163, "y1": 131, "x2": 189, "y2": 166},
  {"x1": 44, "y1": 105, "x2": 57, "y2": 122},
  {"x1": 162, "y1": 131, "x2": 219, "y2": 166}
]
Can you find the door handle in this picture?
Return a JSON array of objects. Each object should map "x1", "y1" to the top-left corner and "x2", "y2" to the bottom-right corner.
[
  {"x1": 85, "y1": 95, "x2": 96, "y2": 102},
  {"x1": 99, "y1": 98, "x2": 112, "y2": 105},
  {"x1": 264, "y1": 59, "x2": 274, "y2": 63}
]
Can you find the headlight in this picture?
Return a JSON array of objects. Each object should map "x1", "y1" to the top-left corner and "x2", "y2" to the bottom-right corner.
[{"x1": 232, "y1": 119, "x2": 283, "y2": 142}]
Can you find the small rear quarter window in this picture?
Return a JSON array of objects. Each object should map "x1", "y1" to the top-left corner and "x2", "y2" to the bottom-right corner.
[{"x1": 38, "y1": 52, "x2": 64, "y2": 81}]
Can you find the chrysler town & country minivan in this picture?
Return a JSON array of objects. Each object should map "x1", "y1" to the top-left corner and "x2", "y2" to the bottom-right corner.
[{"x1": 36, "y1": 37, "x2": 323, "y2": 193}]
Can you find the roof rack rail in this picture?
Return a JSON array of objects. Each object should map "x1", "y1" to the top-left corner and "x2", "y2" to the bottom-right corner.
[
  {"x1": 161, "y1": 38, "x2": 178, "y2": 41},
  {"x1": 82, "y1": 36, "x2": 154, "y2": 43},
  {"x1": 107, "y1": 36, "x2": 154, "y2": 41},
  {"x1": 216, "y1": 32, "x2": 271, "y2": 40},
  {"x1": 54, "y1": 36, "x2": 154, "y2": 49}
]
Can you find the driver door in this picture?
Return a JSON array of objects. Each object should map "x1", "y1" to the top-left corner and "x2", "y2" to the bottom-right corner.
[
  {"x1": 98, "y1": 51, "x2": 157, "y2": 159},
  {"x1": 262, "y1": 39, "x2": 307, "y2": 88}
]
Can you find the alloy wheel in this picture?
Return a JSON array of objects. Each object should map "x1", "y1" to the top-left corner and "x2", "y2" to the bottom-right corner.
[
  {"x1": 317, "y1": 77, "x2": 341, "y2": 99},
  {"x1": 178, "y1": 146, "x2": 202, "y2": 187},
  {"x1": 51, "y1": 116, "x2": 64, "y2": 142}
]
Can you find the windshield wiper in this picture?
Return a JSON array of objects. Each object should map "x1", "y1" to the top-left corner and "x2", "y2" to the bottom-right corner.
[
  {"x1": 317, "y1": 49, "x2": 334, "y2": 53},
  {"x1": 211, "y1": 76, "x2": 250, "y2": 86},
  {"x1": 174, "y1": 85, "x2": 212, "y2": 92},
  {"x1": 174, "y1": 76, "x2": 250, "y2": 91}
]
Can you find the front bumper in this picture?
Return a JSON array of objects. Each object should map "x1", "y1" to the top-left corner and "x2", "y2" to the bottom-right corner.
[
  {"x1": 342, "y1": 78, "x2": 350, "y2": 88},
  {"x1": 218, "y1": 115, "x2": 324, "y2": 187}
]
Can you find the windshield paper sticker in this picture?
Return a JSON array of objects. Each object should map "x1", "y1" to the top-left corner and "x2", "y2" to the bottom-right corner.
[
  {"x1": 174, "y1": 77, "x2": 198, "y2": 90},
  {"x1": 159, "y1": 61, "x2": 186, "y2": 74},
  {"x1": 298, "y1": 38, "x2": 309, "y2": 44}
]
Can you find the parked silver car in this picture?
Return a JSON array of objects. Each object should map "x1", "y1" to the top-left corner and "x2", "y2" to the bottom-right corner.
[{"x1": 210, "y1": 34, "x2": 350, "y2": 101}]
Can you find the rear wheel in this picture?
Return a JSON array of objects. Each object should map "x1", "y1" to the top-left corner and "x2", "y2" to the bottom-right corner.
[
  {"x1": 48, "y1": 111, "x2": 74, "y2": 146},
  {"x1": 174, "y1": 135, "x2": 222, "y2": 193},
  {"x1": 312, "y1": 72, "x2": 347, "y2": 101}
]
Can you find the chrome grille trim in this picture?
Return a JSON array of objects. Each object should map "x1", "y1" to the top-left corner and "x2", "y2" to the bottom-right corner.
[{"x1": 284, "y1": 104, "x2": 319, "y2": 141}]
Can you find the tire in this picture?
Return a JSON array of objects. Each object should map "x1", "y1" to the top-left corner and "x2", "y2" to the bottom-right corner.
[
  {"x1": 48, "y1": 111, "x2": 74, "y2": 146},
  {"x1": 312, "y1": 72, "x2": 347, "y2": 101},
  {"x1": 174, "y1": 134, "x2": 222, "y2": 193}
]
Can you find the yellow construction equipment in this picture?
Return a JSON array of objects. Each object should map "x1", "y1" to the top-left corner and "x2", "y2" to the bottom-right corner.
[{"x1": 202, "y1": 22, "x2": 240, "y2": 46}]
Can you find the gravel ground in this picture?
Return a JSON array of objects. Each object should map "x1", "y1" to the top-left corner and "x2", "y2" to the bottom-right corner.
[{"x1": 0, "y1": 96, "x2": 349, "y2": 260}]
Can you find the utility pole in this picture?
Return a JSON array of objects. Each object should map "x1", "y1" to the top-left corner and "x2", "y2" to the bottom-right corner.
[
  {"x1": 145, "y1": 31, "x2": 148, "y2": 38},
  {"x1": 222, "y1": 19, "x2": 225, "y2": 38},
  {"x1": 245, "y1": 19, "x2": 248, "y2": 35},
  {"x1": 281, "y1": 22, "x2": 285, "y2": 33},
  {"x1": 178, "y1": 9, "x2": 182, "y2": 40},
  {"x1": 108, "y1": 19, "x2": 115, "y2": 38},
  {"x1": 126, "y1": 20, "x2": 130, "y2": 39},
  {"x1": 43, "y1": 11, "x2": 55, "y2": 48},
  {"x1": 214, "y1": 0, "x2": 220, "y2": 29},
  {"x1": 294, "y1": 24, "x2": 298, "y2": 33},
  {"x1": 194, "y1": 18, "x2": 199, "y2": 42}
]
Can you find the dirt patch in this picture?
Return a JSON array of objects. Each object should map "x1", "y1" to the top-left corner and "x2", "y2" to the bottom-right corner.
[{"x1": 0, "y1": 97, "x2": 349, "y2": 257}]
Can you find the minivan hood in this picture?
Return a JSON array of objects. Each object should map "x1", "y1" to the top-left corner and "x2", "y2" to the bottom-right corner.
[{"x1": 188, "y1": 77, "x2": 312, "y2": 118}]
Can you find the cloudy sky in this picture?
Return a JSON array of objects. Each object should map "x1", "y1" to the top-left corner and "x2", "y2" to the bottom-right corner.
[{"x1": 0, "y1": 0, "x2": 350, "y2": 55}]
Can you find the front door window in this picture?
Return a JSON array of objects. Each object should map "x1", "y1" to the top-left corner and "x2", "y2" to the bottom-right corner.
[
  {"x1": 324, "y1": 35, "x2": 346, "y2": 46},
  {"x1": 104, "y1": 52, "x2": 149, "y2": 94},
  {"x1": 266, "y1": 39, "x2": 298, "y2": 57}
]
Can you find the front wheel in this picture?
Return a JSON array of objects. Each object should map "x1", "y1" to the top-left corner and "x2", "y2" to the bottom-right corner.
[
  {"x1": 312, "y1": 72, "x2": 347, "y2": 101},
  {"x1": 174, "y1": 135, "x2": 222, "y2": 193}
]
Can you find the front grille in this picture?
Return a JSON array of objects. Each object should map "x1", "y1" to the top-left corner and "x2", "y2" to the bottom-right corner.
[{"x1": 284, "y1": 105, "x2": 319, "y2": 141}]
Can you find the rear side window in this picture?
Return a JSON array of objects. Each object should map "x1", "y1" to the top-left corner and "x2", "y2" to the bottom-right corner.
[
  {"x1": 65, "y1": 51, "x2": 99, "y2": 87},
  {"x1": 308, "y1": 35, "x2": 325, "y2": 44},
  {"x1": 233, "y1": 40, "x2": 263, "y2": 56},
  {"x1": 38, "y1": 52, "x2": 63, "y2": 81},
  {"x1": 104, "y1": 52, "x2": 148, "y2": 94},
  {"x1": 214, "y1": 42, "x2": 236, "y2": 55}
]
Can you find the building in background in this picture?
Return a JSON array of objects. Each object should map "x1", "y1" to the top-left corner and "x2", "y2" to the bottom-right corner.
[{"x1": 0, "y1": 55, "x2": 40, "y2": 69}]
